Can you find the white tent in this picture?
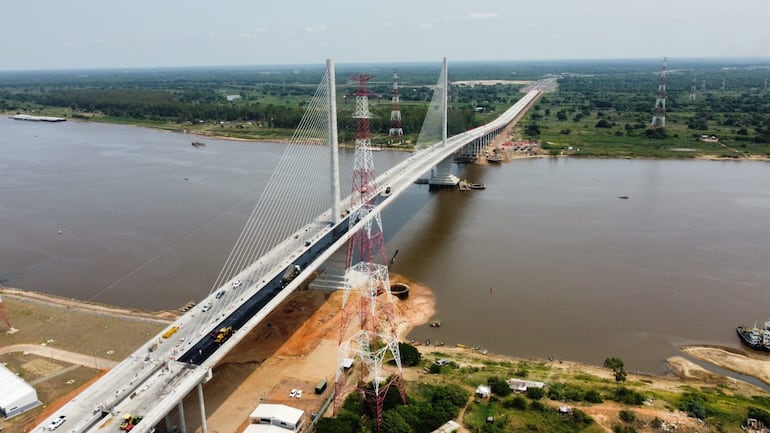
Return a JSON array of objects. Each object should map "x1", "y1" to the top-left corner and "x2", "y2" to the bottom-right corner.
[{"x1": 0, "y1": 363, "x2": 40, "y2": 418}]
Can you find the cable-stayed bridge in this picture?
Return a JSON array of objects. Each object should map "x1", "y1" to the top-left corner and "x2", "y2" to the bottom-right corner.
[{"x1": 32, "y1": 59, "x2": 546, "y2": 433}]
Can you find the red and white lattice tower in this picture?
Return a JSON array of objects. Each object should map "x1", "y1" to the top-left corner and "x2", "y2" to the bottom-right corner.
[
  {"x1": 689, "y1": 72, "x2": 697, "y2": 101},
  {"x1": 0, "y1": 295, "x2": 18, "y2": 334},
  {"x1": 344, "y1": 75, "x2": 387, "y2": 268},
  {"x1": 335, "y1": 263, "x2": 405, "y2": 431},
  {"x1": 336, "y1": 75, "x2": 406, "y2": 431},
  {"x1": 388, "y1": 70, "x2": 403, "y2": 141},
  {"x1": 651, "y1": 57, "x2": 667, "y2": 128}
]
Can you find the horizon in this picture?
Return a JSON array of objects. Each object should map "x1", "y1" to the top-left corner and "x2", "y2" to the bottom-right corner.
[{"x1": 2, "y1": 56, "x2": 770, "y2": 74}]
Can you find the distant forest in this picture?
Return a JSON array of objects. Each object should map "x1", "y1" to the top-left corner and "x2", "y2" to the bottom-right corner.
[{"x1": 2, "y1": 59, "x2": 769, "y2": 140}]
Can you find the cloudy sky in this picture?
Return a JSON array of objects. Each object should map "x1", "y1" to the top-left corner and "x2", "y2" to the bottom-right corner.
[{"x1": 2, "y1": 0, "x2": 768, "y2": 70}]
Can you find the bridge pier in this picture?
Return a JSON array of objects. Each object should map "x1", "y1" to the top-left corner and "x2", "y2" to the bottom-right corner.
[
  {"x1": 197, "y1": 383, "x2": 208, "y2": 433},
  {"x1": 428, "y1": 156, "x2": 459, "y2": 189},
  {"x1": 165, "y1": 415, "x2": 173, "y2": 432},
  {"x1": 178, "y1": 402, "x2": 187, "y2": 433}
]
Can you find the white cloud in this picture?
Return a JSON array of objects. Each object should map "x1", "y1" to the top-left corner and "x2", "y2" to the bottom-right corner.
[
  {"x1": 468, "y1": 12, "x2": 500, "y2": 20},
  {"x1": 305, "y1": 24, "x2": 328, "y2": 33},
  {"x1": 418, "y1": 23, "x2": 433, "y2": 29},
  {"x1": 238, "y1": 29, "x2": 265, "y2": 39}
]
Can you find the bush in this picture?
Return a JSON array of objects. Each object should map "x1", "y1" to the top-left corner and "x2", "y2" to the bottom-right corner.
[
  {"x1": 503, "y1": 395, "x2": 528, "y2": 410},
  {"x1": 526, "y1": 387, "x2": 545, "y2": 400},
  {"x1": 571, "y1": 408, "x2": 593, "y2": 426},
  {"x1": 748, "y1": 406, "x2": 770, "y2": 427},
  {"x1": 584, "y1": 389, "x2": 603, "y2": 403},
  {"x1": 619, "y1": 409, "x2": 636, "y2": 423},
  {"x1": 612, "y1": 387, "x2": 645, "y2": 405},
  {"x1": 612, "y1": 424, "x2": 637, "y2": 433},
  {"x1": 487, "y1": 376, "x2": 512, "y2": 397},
  {"x1": 529, "y1": 400, "x2": 546, "y2": 411},
  {"x1": 650, "y1": 417, "x2": 663, "y2": 429},
  {"x1": 396, "y1": 342, "x2": 421, "y2": 367},
  {"x1": 679, "y1": 392, "x2": 708, "y2": 420},
  {"x1": 595, "y1": 119, "x2": 612, "y2": 128},
  {"x1": 547, "y1": 383, "x2": 585, "y2": 402}
]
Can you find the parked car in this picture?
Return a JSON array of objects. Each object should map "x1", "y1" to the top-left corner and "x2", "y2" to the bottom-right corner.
[
  {"x1": 295, "y1": 390, "x2": 303, "y2": 399},
  {"x1": 215, "y1": 290, "x2": 226, "y2": 299},
  {"x1": 201, "y1": 303, "x2": 212, "y2": 312},
  {"x1": 289, "y1": 389, "x2": 297, "y2": 398},
  {"x1": 232, "y1": 280, "x2": 242, "y2": 288}
]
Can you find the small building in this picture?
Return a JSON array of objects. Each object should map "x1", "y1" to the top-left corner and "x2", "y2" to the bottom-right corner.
[
  {"x1": 435, "y1": 359, "x2": 449, "y2": 367},
  {"x1": 0, "y1": 363, "x2": 40, "y2": 418},
  {"x1": 244, "y1": 425, "x2": 296, "y2": 433},
  {"x1": 249, "y1": 404, "x2": 305, "y2": 432},
  {"x1": 475, "y1": 385, "x2": 491, "y2": 399},
  {"x1": 226, "y1": 94, "x2": 242, "y2": 102},
  {"x1": 431, "y1": 420, "x2": 461, "y2": 433},
  {"x1": 507, "y1": 379, "x2": 545, "y2": 393},
  {"x1": 340, "y1": 357, "x2": 354, "y2": 370},
  {"x1": 558, "y1": 406, "x2": 573, "y2": 415}
]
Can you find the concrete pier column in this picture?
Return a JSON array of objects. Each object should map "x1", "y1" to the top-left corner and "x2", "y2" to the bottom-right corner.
[
  {"x1": 429, "y1": 156, "x2": 459, "y2": 188},
  {"x1": 165, "y1": 415, "x2": 173, "y2": 432},
  {"x1": 198, "y1": 383, "x2": 208, "y2": 433},
  {"x1": 178, "y1": 402, "x2": 187, "y2": 433}
]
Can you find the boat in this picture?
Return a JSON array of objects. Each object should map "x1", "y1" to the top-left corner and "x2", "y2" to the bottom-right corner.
[
  {"x1": 469, "y1": 183, "x2": 486, "y2": 190},
  {"x1": 10, "y1": 114, "x2": 66, "y2": 122},
  {"x1": 429, "y1": 320, "x2": 442, "y2": 328},
  {"x1": 618, "y1": 195, "x2": 629, "y2": 199},
  {"x1": 736, "y1": 322, "x2": 770, "y2": 351},
  {"x1": 486, "y1": 154, "x2": 502, "y2": 163},
  {"x1": 191, "y1": 140, "x2": 205, "y2": 147}
]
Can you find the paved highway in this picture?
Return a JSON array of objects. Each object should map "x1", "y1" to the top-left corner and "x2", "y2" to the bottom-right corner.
[{"x1": 32, "y1": 85, "x2": 543, "y2": 433}]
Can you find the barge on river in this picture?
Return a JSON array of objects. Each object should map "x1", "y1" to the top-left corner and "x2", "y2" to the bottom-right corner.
[{"x1": 736, "y1": 320, "x2": 770, "y2": 351}]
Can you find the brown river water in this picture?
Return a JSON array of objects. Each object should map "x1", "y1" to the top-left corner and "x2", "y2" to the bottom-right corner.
[{"x1": 2, "y1": 116, "x2": 770, "y2": 373}]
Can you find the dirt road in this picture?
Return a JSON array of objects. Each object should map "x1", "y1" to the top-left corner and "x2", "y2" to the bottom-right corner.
[{"x1": 0, "y1": 343, "x2": 117, "y2": 369}]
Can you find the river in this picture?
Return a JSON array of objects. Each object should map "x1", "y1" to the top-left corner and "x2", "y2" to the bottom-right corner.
[{"x1": 2, "y1": 116, "x2": 770, "y2": 373}]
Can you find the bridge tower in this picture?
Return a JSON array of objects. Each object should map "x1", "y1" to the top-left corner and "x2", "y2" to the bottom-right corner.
[
  {"x1": 650, "y1": 57, "x2": 667, "y2": 128},
  {"x1": 0, "y1": 295, "x2": 18, "y2": 334},
  {"x1": 428, "y1": 57, "x2": 459, "y2": 188},
  {"x1": 388, "y1": 70, "x2": 404, "y2": 142}
]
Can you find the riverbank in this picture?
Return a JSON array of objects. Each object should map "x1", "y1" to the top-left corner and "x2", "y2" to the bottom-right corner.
[{"x1": 2, "y1": 279, "x2": 769, "y2": 433}]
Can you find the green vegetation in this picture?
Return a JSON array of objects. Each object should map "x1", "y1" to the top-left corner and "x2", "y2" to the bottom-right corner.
[
  {"x1": 315, "y1": 347, "x2": 770, "y2": 432},
  {"x1": 517, "y1": 61, "x2": 770, "y2": 159},
  {"x1": 0, "y1": 63, "x2": 518, "y2": 145},
  {"x1": 603, "y1": 357, "x2": 627, "y2": 383},
  {"x1": 4, "y1": 59, "x2": 770, "y2": 158}
]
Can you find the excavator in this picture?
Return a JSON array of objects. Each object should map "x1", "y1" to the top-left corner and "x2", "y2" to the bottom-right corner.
[{"x1": 214, "y1": 326, "x2": 233, "y2": 344}]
